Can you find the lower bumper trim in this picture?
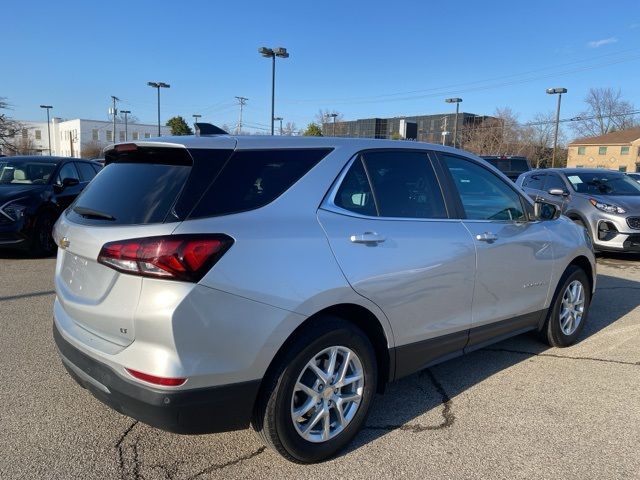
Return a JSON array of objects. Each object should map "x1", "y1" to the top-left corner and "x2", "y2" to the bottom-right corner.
[{"x1": 54, "y1": 322, "x2": 261, "y2": 434}]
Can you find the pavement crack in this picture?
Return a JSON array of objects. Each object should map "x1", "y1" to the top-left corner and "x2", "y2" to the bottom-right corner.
[
  {"x1": 364, "y1": 367, "x2": 454, "y2": 433},
  {"x1": 115, "y1": 421, "x2": 142, "y2": 480},
  {"x1": 484, "y1": 347, "x2": 640, "y2": 366},
  {"x1": 0, "y1": 290, "x2": 56, "y2": 302},
  {"x1": 186, "y1": 446, "x2": 267, "y2": 479}
]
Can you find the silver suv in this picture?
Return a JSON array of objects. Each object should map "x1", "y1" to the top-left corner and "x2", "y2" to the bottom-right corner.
[
  {"x1": 53, "y1": 133, "x2": 595, "y2": 463},
  {"x1": 517, "y1": 168, "x2": 640, "y2": 252}
]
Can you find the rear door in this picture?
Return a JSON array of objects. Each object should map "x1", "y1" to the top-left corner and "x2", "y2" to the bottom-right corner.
[
  {"x1": 318, "y1": 149, "x2": 476, "y2": 377},
  {"x1": 438, "y1": 153, "x2": 553, "y2": 349},
  {"x1": 53, "y1": 142, "x2": 236, "y2": 346},
  {"x1": 54, "y1": 162, "x2": 83, "y2": 210}
]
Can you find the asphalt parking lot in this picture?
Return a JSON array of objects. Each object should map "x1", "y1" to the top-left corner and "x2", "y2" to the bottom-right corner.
[{"x1": 1, "y1": 253, "x2": 639, "y2": 480}]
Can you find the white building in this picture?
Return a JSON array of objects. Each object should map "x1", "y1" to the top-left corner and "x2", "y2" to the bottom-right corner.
[{"x1": 8, "y1": 118, "x2": 171, "y2": 158}]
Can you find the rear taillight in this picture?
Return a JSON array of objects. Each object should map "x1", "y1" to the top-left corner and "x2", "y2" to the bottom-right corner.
[{"x1": 97, "y1": 234, "x2": 233, "y2": 282}]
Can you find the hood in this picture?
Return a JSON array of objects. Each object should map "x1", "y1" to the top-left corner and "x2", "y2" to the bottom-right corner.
[
  {"x1": 588, "y1": 194, "x2": 640, "y2": 213},
  {"x1": 0, "y1": 184, "x2": 44, "y2": 204}
]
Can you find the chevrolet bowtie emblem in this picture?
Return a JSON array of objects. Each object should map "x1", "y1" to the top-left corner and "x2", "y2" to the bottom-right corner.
[{"x1": 59, "y1": 237, "x2": 70, "y2": 249}]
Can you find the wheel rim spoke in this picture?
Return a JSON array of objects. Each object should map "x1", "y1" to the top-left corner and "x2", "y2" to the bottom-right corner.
[
  {"x1": 291, "y1": 345, "x2": 365, "y2": 443},
  {"x1": 559, "y1": 280, "x2": 586, "y2": 335}
]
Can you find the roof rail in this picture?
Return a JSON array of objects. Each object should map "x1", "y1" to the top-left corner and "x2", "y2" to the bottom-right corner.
[{"x1": 194, "y1": 123, "x2": 229, "y2": 136}]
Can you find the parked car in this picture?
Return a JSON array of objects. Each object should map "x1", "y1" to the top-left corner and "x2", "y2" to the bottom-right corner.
[
  {"x1": 517, "y1": 168, "x2": 640, "y2": 252},
  {"x1": 480, "y1": 155, "x2": 532, "y2": 181},
  {"x1": 627, "y1": 172, "x2": 640, "y2": 184},
  {"x1": 0, "y1": 156, "x2": 101, "y2": 255},
  {"x1": 53, "y1": 133, "x2": 595, "y2": 463}
]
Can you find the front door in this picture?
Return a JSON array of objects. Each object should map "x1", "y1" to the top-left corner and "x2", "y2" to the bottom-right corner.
[
  {"x1": 439, "y1": 154, "x2": 554, "y2": 349},
  {"x1": 318, "y1": 150, "x2": 476, "y2": 378}
]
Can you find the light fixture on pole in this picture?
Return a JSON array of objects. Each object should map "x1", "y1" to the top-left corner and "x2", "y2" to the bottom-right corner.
[
  {"x1": 258, "y1": 46, "x2": 289, "y2": 135},
  {"x1": 273, "y1": 116, "x2": 283, "y2": 135},
  {"x1": 39, "y1": 105, "x2": 53, "y2": 155},
  {"x1": 147, "y1": 82, "x2": 170, "y2": 136},
  {"x1": 546, "y1": 87, "x2": 567, "y2": 168},
  {"x1": 110, "y1": 96, "x2": 119, "y2": 143},
  {"x1": 192, "y1": 114, "x2": 202, "y2": 128},
  {"x1": 444, "y1": 97, "x2": 462, "y2": 148},
  {"x1": 121, "y1": 110, "x2": 131, "y2": 141},
  {"x1": 326, "y1": 113, "x2": 338, "y2": 136}
]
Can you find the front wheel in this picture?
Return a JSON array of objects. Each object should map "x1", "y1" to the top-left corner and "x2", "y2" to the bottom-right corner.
[
  {"x1": 31, "y1": 211, "x2": 58, "y2": 257},
  {"x1": 541, "y1": 265, "x2": 591, "y2": 347},
  {"x1": 252, "y1": 317, "x2": 377, "y2": 463}
]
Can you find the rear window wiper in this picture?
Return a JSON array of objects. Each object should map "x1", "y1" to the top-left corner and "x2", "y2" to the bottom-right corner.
[{"x1": 73, "y1": 206, "x2": 116, "y2": 221}]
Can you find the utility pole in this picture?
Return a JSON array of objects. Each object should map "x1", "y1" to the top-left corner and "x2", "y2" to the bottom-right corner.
[
  {"x1": 441, "y1": 116, "x2": 448, "y2": 146},
  {"x1": 110, "y1": 96, "x2": 119, "y2": 143},
  {"x1": 121, "y1": 110, "x2": 131, "y2": 141},
  {"x1": 235, "y1": 96, "x2": 248, "y2": 134},
  {"x1": 546, "y1": 87, "x2": 567, "y2": 168},
  {"x1": 445, "y1": 97, "x2": 462, "y2": 148},
  {"x1": 39, "y1": 105, "x2": 53, "y2": 155}
]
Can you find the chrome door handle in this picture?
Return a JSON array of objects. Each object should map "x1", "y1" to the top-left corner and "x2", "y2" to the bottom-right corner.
[
  {"x1": 476, "y1": 232, "x2": 498, "y2": 242},
  {"x1": 350, "y1": 232, "x2": 386, "y2": 244}
]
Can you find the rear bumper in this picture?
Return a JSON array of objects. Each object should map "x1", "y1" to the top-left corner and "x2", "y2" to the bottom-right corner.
[{"x1": 53, "y1": 322, "x2": 260, "y2": 434}]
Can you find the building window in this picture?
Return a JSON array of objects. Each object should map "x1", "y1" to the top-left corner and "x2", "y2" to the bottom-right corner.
[
  {"x1": 106, "y1": 130, "x2": 113, "y2": 142},
  {"x1": 577, "y1": 146, "x2": 585, "y2": 155},
  {"x1": 132, "y1": 132, "x2": 140, "y2": 140},
  {"x1": 22, "y1": 129, "x2": 28, "y2": 139},
  {"x1": 619, "y1": 166, "x2": 627, "y2": 172},
  {"x1": 576, "y1": 165, "x2": 584, "y2": 168},
  {"x1": 144, "y1": 132, "x2": 151, "y2": 139},
  {"x1": 119, "y1": 131, "x2": 125, "y2": 141},
  {"x1": 621, "y1": 146, "x2": 630, "y2": 155},
  {"x1": 92, "y1": 129, "x2": 99, "y2": 141},
  {"x1": 35, "y1": 130, "x2": 42, "y2": 140},
  {"x1": 598, "y1": 146, "x2": 607, "y2": 155}
]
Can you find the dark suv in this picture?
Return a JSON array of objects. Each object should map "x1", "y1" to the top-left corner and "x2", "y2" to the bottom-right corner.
[
  {"x1": 0, "y1": 156, "x2": 100, "y2": 254},
  {"x1": 481, "y1": 156, "x2": 532, "y2": 181}
]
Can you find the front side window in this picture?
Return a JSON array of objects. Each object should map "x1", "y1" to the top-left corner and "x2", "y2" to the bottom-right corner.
[
  {"x1": 56, "y1": 162, "x2": 80, "y2": 184},
  {"x1": 544, "y1": 173, "x2": 566, "y2": 191},
  {"x1": 361, "y1": 151, "x2": 447, "y2": 218},
  {"x1": 443, "y1": 155, "x2": 526, "y2": 221},
  {"x1": 522, "y1": 173, "x2": 545, "y2": 190}
]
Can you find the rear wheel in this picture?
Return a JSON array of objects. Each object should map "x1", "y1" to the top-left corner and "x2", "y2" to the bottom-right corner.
[
  {"x1": 31, "y1": 211, "x2": 57, "y2": 257},
  {"x1": 540, "y1": 265, "x2": 591, "y2": 347},
  {"x1": 252, "y1": 317, "x2": 377, "y2": 463}
]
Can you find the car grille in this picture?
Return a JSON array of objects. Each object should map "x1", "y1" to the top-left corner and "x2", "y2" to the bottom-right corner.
[
  {"x1": 0, "y1": 214, "x2": 13, "y2": 225},
  {"x1": 627, "y1": 217, "x2": 640, "y2": 230}
]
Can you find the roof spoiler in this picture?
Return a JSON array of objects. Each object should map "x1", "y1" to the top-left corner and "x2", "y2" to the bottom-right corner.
[{"x1": 194, "y1": 123, "x2": 229, "y2": 136}]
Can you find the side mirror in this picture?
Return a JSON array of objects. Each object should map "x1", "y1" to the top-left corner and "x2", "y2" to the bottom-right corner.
[
  {"x1": 534, "y1": 201, "x2": 561, "y2": 221},
  {"x1": 548, "y1": 188, "x2": 568, "y2": 196}
]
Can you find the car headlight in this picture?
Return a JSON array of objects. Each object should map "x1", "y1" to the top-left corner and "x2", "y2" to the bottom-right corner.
[
  {"x1": 589, "y1": 198, "x2": 626, "y2": 215},
  {"x1": 0, "y1": 200, "x2": 27, "y2": 222}
]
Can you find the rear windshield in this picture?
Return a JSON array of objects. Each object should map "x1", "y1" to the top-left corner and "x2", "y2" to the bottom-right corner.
[
  {"x1": 68, "y1": 163, "x2": 190, "y2": 225},
  {"x1": 189, "y1": 148, "x2": 332, "y2": 218}
]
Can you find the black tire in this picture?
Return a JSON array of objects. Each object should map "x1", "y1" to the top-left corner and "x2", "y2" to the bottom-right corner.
[
  {"x1": 31, "y1": 211, "x2": 57, "y2": 257},
  {"x1": 252, "y1": 316, "x2": 377, "y2": 463},
  {"x1": 540, "y1": 265, "x2": 591, "y2": 347}
]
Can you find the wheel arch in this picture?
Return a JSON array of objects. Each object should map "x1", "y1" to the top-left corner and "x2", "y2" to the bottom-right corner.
[
  {"x1": 259, "y1": 303, "x2": 393, "y2": 397},
  {"x1": 568, "y1": 255, "x2": 594, "y2": 294}
]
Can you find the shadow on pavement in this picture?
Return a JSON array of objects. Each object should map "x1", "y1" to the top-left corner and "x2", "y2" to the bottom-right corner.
[{"x1": 344, "y1": 272, "x2": 640, "y2": 455}]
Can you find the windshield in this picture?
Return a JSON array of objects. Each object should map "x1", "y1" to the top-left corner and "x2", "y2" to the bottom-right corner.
[
  {"x1": 566, "y1": 171, "x2": 640, "y2": 196},
  {"x1": 0, "y1": 160, "x2": 57, "y2": 185}
]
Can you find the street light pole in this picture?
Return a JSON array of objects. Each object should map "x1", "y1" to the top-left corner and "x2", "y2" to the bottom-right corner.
[
  {"x1": 192, "y1": 114, "x2": 202, "y2": 129},
  {"x1": 121, "y1": 110, "x2": 131, "y2": 141},
  {"x1": 147, "y1": 82, "x2": 170, "y2": 136},
  {"x1": 445, "y1": 97, "x2": 462, "y2": 148},
  {"x1": 39, "y1": 105, "x2": 53, "y2": 155},
  {"x1": 110, "y1": 96, "x2": 119, "y2": 143},
  {"x1": 546, "y1": 87, "x2": 567, "y2": 168},
  {"x1": 259, "y1": 47, "x2": 289, "y2": 135},
  {"x1": 325, "y1": 113, "x2": 338, "y2": 136},
  {"x1": 274, "y1": 116, "x2": 283, "y2": 135}
]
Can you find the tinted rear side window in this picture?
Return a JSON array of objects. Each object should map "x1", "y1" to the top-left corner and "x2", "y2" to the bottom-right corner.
[
  {"x1": 190, "y1": 149, "x2": 331, "y2": 218},
  {"x1": 76, "y1": 162, "x2": 97, "y2": 182},
  {"x1": 362, "y1": 151, "x2": 447, "y2": 219}
]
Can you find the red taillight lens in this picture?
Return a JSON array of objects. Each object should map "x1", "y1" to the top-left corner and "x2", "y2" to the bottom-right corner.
[
  {"x1": 97, "y1": 234, "x2": 233, "y2": 282},
  {"x1": 125, "y1": 368, "x2": 186, "y2": 387}
]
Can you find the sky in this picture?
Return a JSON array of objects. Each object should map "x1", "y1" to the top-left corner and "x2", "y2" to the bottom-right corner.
[{"x1": 3, "y1": 0, "x2": 639, "y2": 135}]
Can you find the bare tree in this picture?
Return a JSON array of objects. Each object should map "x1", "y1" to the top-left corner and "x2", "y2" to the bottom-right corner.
[
  {"x1": 282, "y1": 121, "x2": 297, "y2": 136},
  {"x1": 572, "y1": 88, "x2": 638, "y2": 138},
  {"x1": 462, "y1": 108, "x2": 529, "y2": 156},
  {"x1": 521, "y1": 111, "x2": 566, "y2": 167},
  {"x1": 81, "y1": 141, "x2": 104, "y2": 159},
  {"x1": 0, "y1": 97, "x2": 23, "y2": 155},
  {"x1": 315, "y1": 109, "x2": 343, "y2": 135}
]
